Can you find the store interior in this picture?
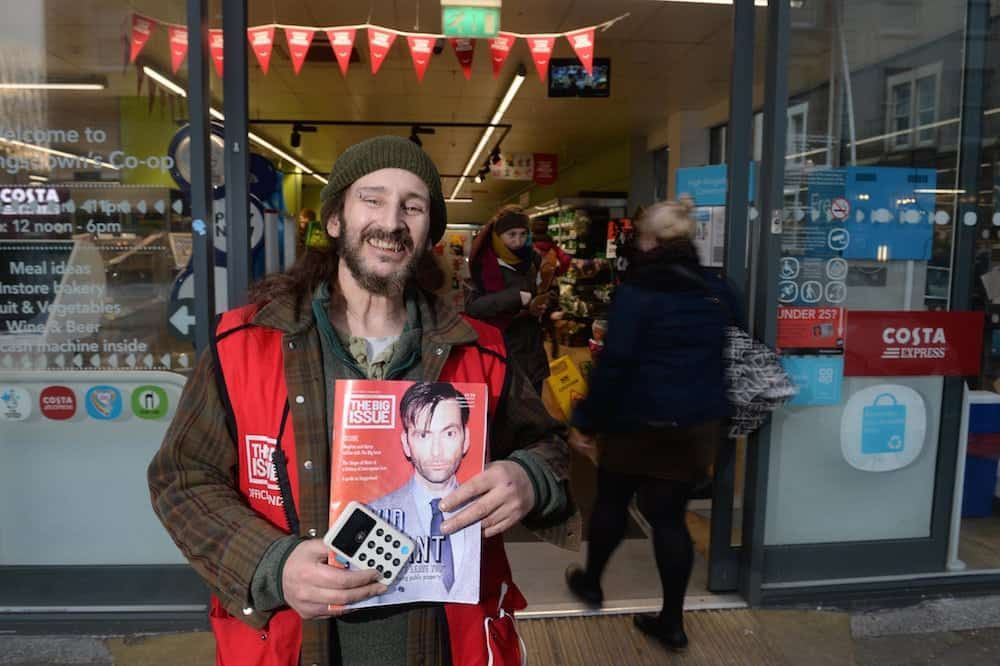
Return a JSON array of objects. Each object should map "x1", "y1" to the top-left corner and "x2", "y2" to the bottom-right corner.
[{"x1": 7, "y1": 0, "x2": 1000, "y2": 611}]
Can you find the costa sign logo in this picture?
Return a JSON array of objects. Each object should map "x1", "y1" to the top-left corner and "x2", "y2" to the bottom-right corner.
[
  {"x1": 845, "y1": 311, "x2": 983, "y2": 376},
  {"x1": 40, "y1": 386, "x2": 76, "y2": 420},
  {"x1": 881, "y1": 327, "x2": 947, "y2": 359},
  {"x1": 0, "y1": 187, "x2": 59, "y2": 204}
]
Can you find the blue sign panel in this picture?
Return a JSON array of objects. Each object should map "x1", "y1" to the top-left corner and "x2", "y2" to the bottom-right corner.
[
  {"x1": 675, "y1": 163, "x2": 757, "y2": 207},
  {"x1": 782, "y1": 355, "x2": 844, "y2": 406},
  {"x1": 843, "y1": 166, "x2": 936, "y2": 261}
]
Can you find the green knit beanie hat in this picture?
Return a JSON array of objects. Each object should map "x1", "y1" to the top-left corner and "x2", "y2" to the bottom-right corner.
[{"x1": 319, "y1": 135, "x2": 447, "y2": 243}]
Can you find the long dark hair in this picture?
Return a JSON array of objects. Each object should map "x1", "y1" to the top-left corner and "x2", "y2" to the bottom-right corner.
[
  {"x1": 249, "y1": 190, "x2": 446, "y2": 307},
  {"x1": 249, "y1": 191, "x2": 346, "y2": 306}
]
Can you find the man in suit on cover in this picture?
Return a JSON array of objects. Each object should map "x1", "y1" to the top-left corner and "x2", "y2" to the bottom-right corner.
[{"x1": 368, "y1": 382, "x2": 480, "y2": 604}]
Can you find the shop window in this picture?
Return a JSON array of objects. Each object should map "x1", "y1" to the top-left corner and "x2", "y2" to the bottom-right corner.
[
  {"x1": 885, "y1": 63, "x2": 942, "y2": 151},
  {"x1": 753, "y1": 111, "x2": 763, "y2": 162},
  {"x1": 709, "y1": 125, "x2": 726, "y2": 165},
  {"x1": 717, "y1": 111, "x2": 780, "y2": 165},
  {"x1": 652, "y1": 145, "x2": 669, "y2": 202},
  {"x1": 786, "y1": 102, "x2": 809, "y2": 168}
]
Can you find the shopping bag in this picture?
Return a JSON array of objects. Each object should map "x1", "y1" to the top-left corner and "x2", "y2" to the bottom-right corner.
[
  {"x1": 861, "y1": 393, "x2": 906, "y2": 454},
  {"x1": 545, "y1": 355, "x2": 587, "y2": 421},
  {"x1": 724, "y1": 326, "x2": 798, "y2": 438}
]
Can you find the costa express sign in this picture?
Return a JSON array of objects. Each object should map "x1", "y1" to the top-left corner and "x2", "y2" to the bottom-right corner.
[{"x1": 844, "y1": 311, "x2": 984, "y2": 376}]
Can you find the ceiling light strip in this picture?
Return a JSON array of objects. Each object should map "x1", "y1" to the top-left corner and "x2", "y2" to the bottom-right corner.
[
  {"x1": 450, "y1": 71, "x2": 525, "y2": 201},
  {"x1": 0, "y1": 136, "x2": 119, "y2": 171},
  {"x1": 142, "y1": 66, "x2": 327, "y2": 184},
  {"x1": 658, "y1": 1, "x2": 768, "y2": 6},
  {"x1": 0, "y1": 83, "x2": 105, "y2": 91}
]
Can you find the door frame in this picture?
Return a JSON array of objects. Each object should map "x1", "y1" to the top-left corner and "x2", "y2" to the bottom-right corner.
[{"x1": 729, "y1": 0, "x2": 991, "y2": 604}]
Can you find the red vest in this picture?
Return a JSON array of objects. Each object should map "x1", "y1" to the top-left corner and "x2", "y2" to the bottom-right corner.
[{"x1": 208, "y1": 304, "x2": 527, "y2": 666}]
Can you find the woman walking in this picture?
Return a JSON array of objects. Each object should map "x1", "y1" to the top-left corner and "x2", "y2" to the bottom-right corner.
[{"x1": 564, "y1": 198, "x2": 739, "y2": 652}]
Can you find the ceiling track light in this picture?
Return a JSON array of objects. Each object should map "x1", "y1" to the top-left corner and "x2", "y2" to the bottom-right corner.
[
  {"x1": 290, "y1": 122, "x2": 316, "y2": 149},
  {"x1": 408, "y1": 125, "x2": 436, "y2": 147}
]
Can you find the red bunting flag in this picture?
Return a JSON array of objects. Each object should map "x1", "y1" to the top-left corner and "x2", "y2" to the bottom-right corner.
[
  {"x1": 326, "y1": 28, "x2": 357, "y2": 76},
  {"x1": 247, "y1": 26, "x2": 276, "y2": 74},
  {"x1": 450, "y1": 38, "x2": 475, "y2": 80},
  {"x1": 209, "y1": 29, "x2": 225, "y2": 77},
  {"x1": 284, "y1": 27, "x2": 315, "y2": 75},
  {"x1": 129, "y1": 14, "x2": 157, "y2": 64},
  {"x1": 368, "y1": 27, "x2": 397, "y2": 75},
  {"x1": 565, "y1": 27, "x2": 595, "y2": 76},
  {"x1": 167, "y1": 25, "x2": 188, "y2": 74},
  {"x1": 407, "y1": 35, "x2": 436, "y2": 82},
  {"x1": 527, "y1": 36, "x2": 556, "y2": 82},
  {"x1": 488, "y1": 32, "x2": 516, "y2": 78}
]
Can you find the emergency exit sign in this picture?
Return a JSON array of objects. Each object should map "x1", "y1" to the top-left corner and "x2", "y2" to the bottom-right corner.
[{"x1": 441, "y1": 1, "x2": 501, "y2": 38}]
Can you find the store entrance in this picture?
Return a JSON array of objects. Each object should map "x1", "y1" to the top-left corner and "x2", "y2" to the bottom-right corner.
[{"x1": 203, "y1": 0, "x2": 761, "y2": 617}]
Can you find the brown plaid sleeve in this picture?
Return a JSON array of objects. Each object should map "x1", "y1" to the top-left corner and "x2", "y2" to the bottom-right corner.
[{"x1": 147, "y1": 349, "x2": 286, "y2": 628}]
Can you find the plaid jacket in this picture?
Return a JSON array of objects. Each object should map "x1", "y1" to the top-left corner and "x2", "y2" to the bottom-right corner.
[{"x1": 148, "y1": 289, "x2": 580, "y2": 665}]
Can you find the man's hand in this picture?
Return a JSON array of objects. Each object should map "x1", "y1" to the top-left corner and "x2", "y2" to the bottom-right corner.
[
  {"x1": 568, "y1": 428, "x2": 598, "y2": 465},
  {"x1": 439, "y1": 460, "x2": 535, "y2": 538},
  {"x1": 281, "y1": 539, "x2": 388, "y2": 619}
]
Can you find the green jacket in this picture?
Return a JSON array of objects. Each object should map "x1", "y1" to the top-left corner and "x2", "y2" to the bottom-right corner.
[{"x1": 148, "y1": 286, "x2": 580, "y2": 666}]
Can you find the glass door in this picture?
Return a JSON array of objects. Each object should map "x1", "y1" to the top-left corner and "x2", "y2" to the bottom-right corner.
[{"x1": 746, "y1": 0, "x2": 988, "y2": 591}]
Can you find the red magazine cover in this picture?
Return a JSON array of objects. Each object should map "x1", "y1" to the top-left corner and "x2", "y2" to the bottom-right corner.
[{"x1": 328, "y1": 379, "x2": 488, "y2": 607}]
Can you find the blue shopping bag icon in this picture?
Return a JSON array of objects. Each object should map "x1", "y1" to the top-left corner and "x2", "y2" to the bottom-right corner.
[{"x1": 862, "y1": 393, "x2": 906, "y2": 454}]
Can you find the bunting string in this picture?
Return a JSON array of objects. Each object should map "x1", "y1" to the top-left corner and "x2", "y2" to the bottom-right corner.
[{"x1": 127, "y1": 12, "x2": 629, "y2": 82}]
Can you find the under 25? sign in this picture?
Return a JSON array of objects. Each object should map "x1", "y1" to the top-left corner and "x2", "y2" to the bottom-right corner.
[{"x1": 844, "y1": 311, "x2": 984, "y2": 376}]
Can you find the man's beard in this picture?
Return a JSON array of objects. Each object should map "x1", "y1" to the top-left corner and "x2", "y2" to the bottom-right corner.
[{"x1": 340, "y1": 223, "x2": 422, "y2": 296}]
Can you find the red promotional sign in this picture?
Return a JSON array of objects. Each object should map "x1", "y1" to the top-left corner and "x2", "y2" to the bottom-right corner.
[
  {"x1": 450, "y1": 38, "x2": 475, "y2": 80},
  {"x1": 167, "y1": 25, "x2": 188, "y2": 74},
  {"x1": 40, "y1": 386, "x2": 76, "y2": 421},
  {"x1": 777, "y1": 306, "x2": 845, "y2": 351},
  {"x1": 406, "y1": 34, "x2": 436, "y2": 82},
  {"x1": 368, "y1": 28, "x2": 397, "y2": 75},
  {"x1": 284, "y1": 27, "x2": 315, "y2": 75},
  {"x1": 209, "y1": 29, "x2": 225, "y2": 77},
  {"x1": 129, "y1": 14, "x2": 157, "y2": 64},
  {"x1": 565, "y1": 27, "x2": 595, "y2": 76},
  {"x1": 327, "y1": 28, "x2": 357, "y2": 76},
  {"x1": 532, "y1": 153, "x2": 558, "y2": 186},
  {"x1": 527, "y1": 36, "x2": 556, "y2": 81},
  {"x1": 248, "y1": 26, "x2": 276, "y2": 74},
  {"x1": 488, "y1": 32, "x2": 516, "y2": 78},
  {"x1": 844, "y1": 311, "x2": 984, "y2": 377}
]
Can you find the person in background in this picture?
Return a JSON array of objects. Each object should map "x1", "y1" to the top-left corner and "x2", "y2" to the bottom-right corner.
[
  {"x1": 530, "y1": 218, "x2": 572, "y2": 276},
  {"x1": 466, "y1": 205, "x2": 558, "y2": 396},
  {"x1": 529, "y1": 217, "x2": 571, "y2": 358},
  {"x1": 296, "y1": 207, "x2": 318, "y2": 254},
  {"x1": 563, "y1": 198, "x2": 740, "y2": 653}
]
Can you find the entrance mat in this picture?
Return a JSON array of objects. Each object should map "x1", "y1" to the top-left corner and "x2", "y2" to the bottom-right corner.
[{"x1": 520, "y1": 611, "x2": 784, "y2": 665}]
